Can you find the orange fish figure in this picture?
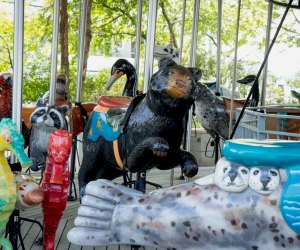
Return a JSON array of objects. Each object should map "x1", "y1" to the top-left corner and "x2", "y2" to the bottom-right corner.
[{"x1": 42, "y1": 130, "x2": 72, "y2": 250}]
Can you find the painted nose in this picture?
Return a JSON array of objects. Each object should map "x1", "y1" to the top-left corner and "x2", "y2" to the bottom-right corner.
[
  {"x1": 261, "y1": 176, "x2": 271, "y2": 188},
  {"x1": 228, "y1": 170, "x2": 237, "y2": 182}
]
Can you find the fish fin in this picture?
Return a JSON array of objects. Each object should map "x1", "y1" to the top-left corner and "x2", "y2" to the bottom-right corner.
[
  {"x1": 68, "y1": 179, "x2": 143, "y2": 246},
  {"x1": 194, "y1": 174, "x2": 214, "y2": 186}
]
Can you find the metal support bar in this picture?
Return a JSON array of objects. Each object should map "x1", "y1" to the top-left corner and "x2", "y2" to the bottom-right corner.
[
  {"x1": 178, "y1": 0, "x2": 187, "y2": 64},
  {"x1": 12, "y1": 0, "x2": 24, "y2": 132},
  {"x1": 143, "y1": 0, "x2": 158, "y2": 93},
  {"x1": 170, "y1": 0, "x2": 187, "y2": 186},
  {"x1": 186, "y1": 0, "x2": 200, "y2": 152},
  {"x1": 229, "y1": 0, "x2": 242, "y2": 137},
  {"x1": 261, "y1": 2, "x2": 273, "y2": 106},
  {"x1": 134, "y1": 0, "x2": 143, "y2": 88},
  {"x1": 49, "y1": 0, "x2": 61, "y2": 106},
  {"x1": 216, "y1": 0, "x2": 223, "y2": 93},
  {"x1": 76, "y1": 0, "x2": 88, "y2": 102},
  {"x1": 189, "y1": 0, "x2": 200, "y2": 68}
]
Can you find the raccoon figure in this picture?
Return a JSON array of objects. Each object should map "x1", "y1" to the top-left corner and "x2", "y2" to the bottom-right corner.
[{"x1": 29, "y1": 98, "x2": 68, "y2": 172}]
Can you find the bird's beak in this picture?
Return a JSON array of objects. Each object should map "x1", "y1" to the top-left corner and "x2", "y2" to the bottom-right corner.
[{"x1": 105, "y1": 71, "x2": 125, "y2": 91}]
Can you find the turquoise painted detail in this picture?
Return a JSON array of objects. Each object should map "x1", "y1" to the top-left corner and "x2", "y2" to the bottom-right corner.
[
  {"x1": 222, "y1": 139, "x2": 300, "y2": 168},
  {"x1": 281, "y1": 165, "x2": 300, "y2": 234},
  {"x1": 222, "y1": 139, "x2": 300, "y2": 234},
  {"x1": 87, "y1": 108, "x2": 127, "y2": 142}
]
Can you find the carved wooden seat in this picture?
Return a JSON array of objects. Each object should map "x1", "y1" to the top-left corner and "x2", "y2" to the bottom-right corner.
[{"x1": 97, "y1": 96, "x2": 132, "y2": 108}]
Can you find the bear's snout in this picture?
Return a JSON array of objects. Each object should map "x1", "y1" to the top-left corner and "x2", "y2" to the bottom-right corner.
[{"x1": 175, "y1": 80, "x2": 186, "y2": 89}]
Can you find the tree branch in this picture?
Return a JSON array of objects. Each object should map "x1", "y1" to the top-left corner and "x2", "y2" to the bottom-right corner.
[
  {"x1": 159, "y1": 1, "x2": 178, "y2": 48},
  {"x1": 205, "y1": 32, "x2": 217, "y2": 47},
  {"x1": 98, "y1": 14, "x2": 124, "y2": 28},
  {"x1": 97, "y1": 2, "x2": 136, "y2": 24},
  {"x1": 0, "y1": 35, "x2": 13, "y2": 69}
]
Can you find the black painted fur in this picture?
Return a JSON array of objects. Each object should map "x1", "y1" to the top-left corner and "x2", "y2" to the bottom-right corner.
[{"x1": 79, "y1": 58, "x2": 202, "y2": 196}]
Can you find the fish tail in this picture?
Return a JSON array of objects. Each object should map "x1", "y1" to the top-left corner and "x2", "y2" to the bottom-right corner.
[
  {"x1": 0, "y1": 237, "x2": 13, "y2": 250},
  {"x1": 68, "y1": 179, "x2": 143, "y2": 246}
]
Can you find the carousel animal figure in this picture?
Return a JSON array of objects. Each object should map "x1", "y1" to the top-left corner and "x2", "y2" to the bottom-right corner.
[
  {"x1": 0, "y1": 73, "x2": 13, "y2": 120},
  {"x1": 68, "y1": 139, "x2": 300, "y2": 250},
  {"x1": 42, "y1": 73, "x2": 72, "y2": 109},
  {"x1": 0, "y1": 118, "x2": 32, "y2": 250},
  {"x1": 13, "y1": 172, "x2": 44, "y2": 210},
  {"x1": 105, "y1": 58, "x2": 137, "y2": 97},
  {"x1": 29, "y1": 98, "x2": 68, "y2": 172},
  {"x1": 42, "y1": 130, "x2": 72, "y2": 250},
  {"x1": 195, "y1": 157, "x2": 250, "y2": 192},
  {"x1": 195, "y1": 74, "x2": 259, "y2": 139},
  {"x1": 79, "y1": 58, "x2": 202, "y2": 197},
  {"x1": 291, "y1": 90, "x2": 300, "y2": 104}
]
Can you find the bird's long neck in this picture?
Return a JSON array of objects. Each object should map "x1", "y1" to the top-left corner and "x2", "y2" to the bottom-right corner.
[{"x1": 122, "y1": 67, "x2": 137, "y2": 97}]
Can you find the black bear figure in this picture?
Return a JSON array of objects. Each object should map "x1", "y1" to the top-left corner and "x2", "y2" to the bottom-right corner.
[{"x1": 79, "y1": 58, "x2": 202, "y2": 197}]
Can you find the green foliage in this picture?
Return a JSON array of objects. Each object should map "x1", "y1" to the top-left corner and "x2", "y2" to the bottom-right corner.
[
  {"x1": 1, "y1": 0, "x2": 300, "y2": 106},
  {"x1": 0, "y1": 16, "x2": 13, "y2": 72},
  {"x1": 81, "y1": 68, "x2": 126, "y2": 102}
]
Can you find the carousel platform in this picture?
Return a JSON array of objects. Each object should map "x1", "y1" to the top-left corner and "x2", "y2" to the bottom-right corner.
[{"x1": 18, "y1": 167, "x2": 214, "y2": 250}]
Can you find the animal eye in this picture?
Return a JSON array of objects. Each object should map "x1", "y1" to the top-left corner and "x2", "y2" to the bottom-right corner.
[
  {"x1": 270, "y1": 170, "x2": 278, "y2": 176},
  {"x1": 4, "y1": 134, "x2": 12, "y2": 144},
  {"x1": 223, "y1": 167, "x2": 228, "y2": 173},
  {"x1": 168, "y1": 70, "x2": 175, "y2": 76},
  {"x1": 241, "y1": 169, "x2": 248, "y2": 175},
  {"x1": 50, "y1": 112, "x2": 58, "y2": 120},
  {"x1": 37, "y1": 109, "x2": 46, "y2": 115},
  {"x1": 253, "y1": 170, "x2": 259, "y2": 175}
]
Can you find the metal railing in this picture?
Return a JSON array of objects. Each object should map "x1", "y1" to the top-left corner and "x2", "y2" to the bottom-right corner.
[{"x1": 235, "y1": 105, "x2": 300, "y2": 141}]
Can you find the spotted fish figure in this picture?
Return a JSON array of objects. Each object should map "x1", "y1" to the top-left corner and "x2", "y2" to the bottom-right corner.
[{"x1": 68, "y1": 139, "x2": 300, "y2": 249}]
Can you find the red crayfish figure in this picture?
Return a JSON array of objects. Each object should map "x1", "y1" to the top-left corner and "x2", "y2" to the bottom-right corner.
[{"x1": 42, "y1": 130, "x2": 72, "y2": 250}]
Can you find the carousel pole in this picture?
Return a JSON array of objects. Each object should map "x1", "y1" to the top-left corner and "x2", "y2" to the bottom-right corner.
[
  {"x1": 68, "y1": 0, "x2": 88, "y2": 201},
  {"x1": 229, "y1": 0, "x2": 242, "y2": 137},
  {"x1": 170, "y1": 0, "x2": 187, "y2": 186},
  {"x1": 183, "y1": 0, "x2": 200, "y2": 183},
  {"x1": 142, "y1": 0, "x2": 158, "y2": 93},
  {"x1": 8, "y1": 2, "x2": 25, "y2": 249},
  {"x1": 12, "y1": 0, "x2": 24, "y2": 131},
  {"x1": 49, "y1": 0, "x2": 61, "y2": 106},
  {"x1": 212, "y1": 0, "x2": 223, "y2": 164},
  {"x1": 75, "y1": 0, "x2": 87, "y2": 103},
  {"x1": 134, "y1": 0, "x2": 143, "y2": 92},
  {"x1": 261, "y1": 1, "x2": 273, "y2": 106},
  {"x1": 216, "y1": 0, "x2": 222, "y2": 94},
  {"x1": 133, "y1": 0, "x2": 158, "y2": 212},
  {"x1": 178, "y1": 0, "x2": 187, "y2": 64}
]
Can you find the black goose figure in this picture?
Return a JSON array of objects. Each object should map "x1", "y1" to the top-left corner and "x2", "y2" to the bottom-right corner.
[{"x1": 105, "y1": 59, "x2": 137, "y2": 97}]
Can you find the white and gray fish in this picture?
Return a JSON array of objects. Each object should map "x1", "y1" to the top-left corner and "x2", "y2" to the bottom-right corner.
[{"x1": 68, "y1": 178, "x2": 300, "y2": 250}]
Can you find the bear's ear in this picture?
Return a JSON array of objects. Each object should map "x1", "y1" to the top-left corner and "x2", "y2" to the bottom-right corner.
[
  {"x1": 36, "y1": 98, "x2": 46, "y2": 108},
  {"x1": 158, "y1": 57, "x2": 177, "y2": 70},
  {"x1": 188, "y1": 68, "x2": 202, "y2": 82}
]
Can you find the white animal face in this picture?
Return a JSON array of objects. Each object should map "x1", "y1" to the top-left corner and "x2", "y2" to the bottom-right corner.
[
  {"x1": 249, "y1": 167, "x2": 280, "y2": 195},
  {"x1": 213, "y1": 158, "x2": 250, "y2": 192}
]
